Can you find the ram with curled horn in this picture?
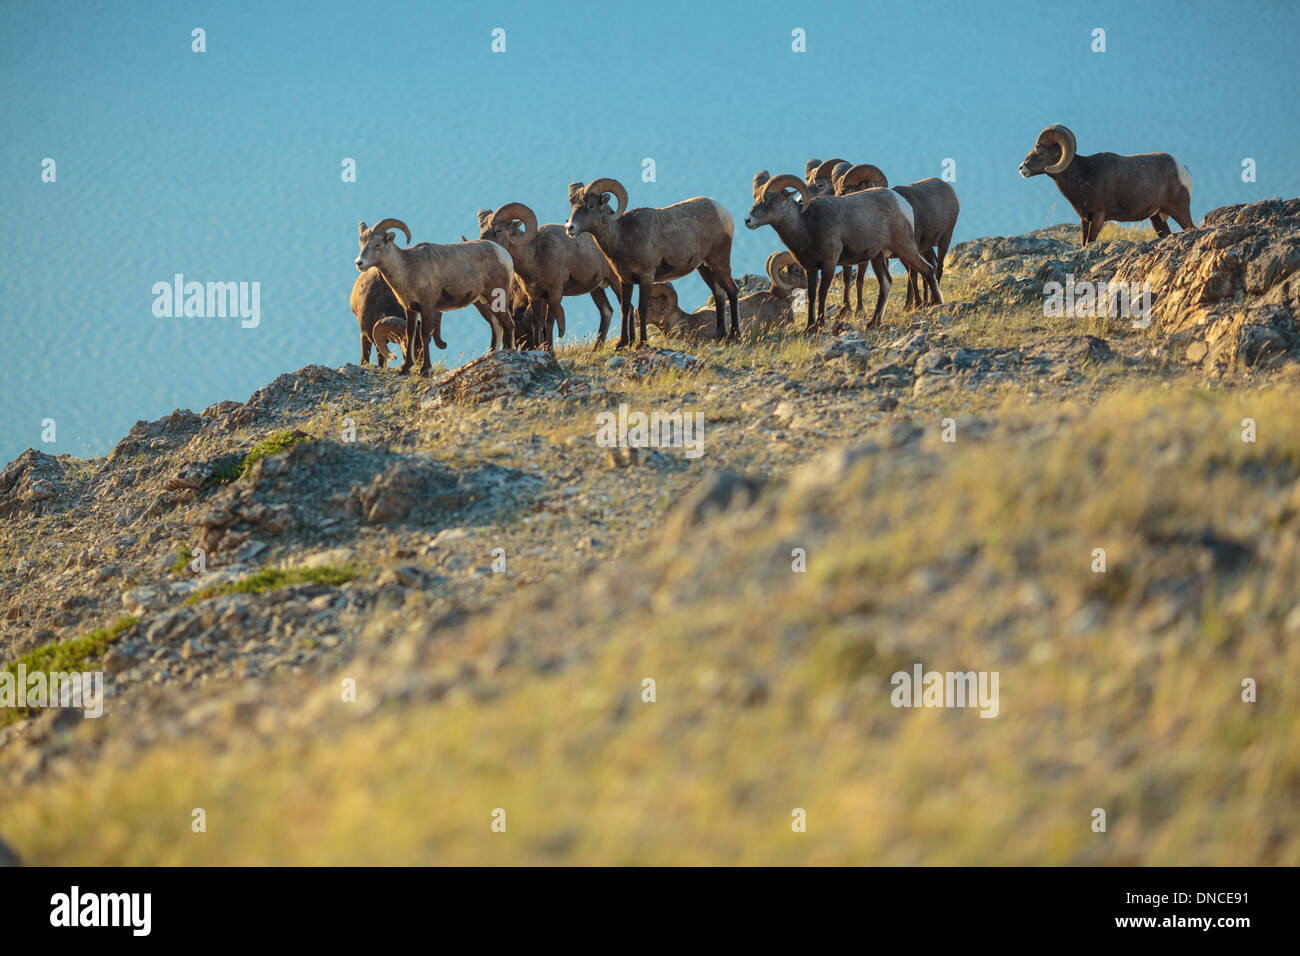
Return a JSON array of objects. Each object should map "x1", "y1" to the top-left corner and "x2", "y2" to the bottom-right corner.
[
  {"x1": 645, "y1": 250, "x2": 806, "y2": 341},
  {"x1": 477, "y1": 200, "x2": 620, "y2": 351},
  {"x1": 354, "y1": 217, "x2": 517, "y2": 373},
  {"x1": 746, "y1": 169, "x2": 941, "y2": 330},
  {"x1": 565, "y1": 177, "x2": 741, "y2": 347},
  {"x1": 1019, "y1": 123, "x2": 1195, "y2": 245},
  {"x1": 833, "y1": 163, "x2": 960, "y2": 310}
]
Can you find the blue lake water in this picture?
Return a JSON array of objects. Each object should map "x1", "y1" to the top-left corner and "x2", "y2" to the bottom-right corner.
[{"x1": 2, "y1": 0, "x2": 1296, "y2": 465}]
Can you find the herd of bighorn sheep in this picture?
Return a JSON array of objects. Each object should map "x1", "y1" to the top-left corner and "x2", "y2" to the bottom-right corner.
[{"x1": 350, "y1": 124, "x2": 1196, "y2": 369}]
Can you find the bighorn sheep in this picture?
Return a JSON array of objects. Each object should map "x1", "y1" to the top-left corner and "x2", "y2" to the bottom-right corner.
[
  {"x1": 351, "y1": 267, "x2": 411, "y2": 368},
  {"x1": 477, "y1": 202, "x2": 619, "y2": 350},
  {"x1": 746, "y1": 170, "x2": 940, "y2": 330},
  {"x1": 804, "y1": 159, "x2": 858, "y2": 308},
  {"x1": 370, "y1": 315, "x2": 423, "y2": 367},
  {"x1": 355, "y1": 219, "x2": 516, "y2": 373},
  {"x1": 647, "y1": 252, "x2": 805, "y2": 340},
  {"x1": 1019, "y1": 124, "x2": 1194, "y2": 245},
  {"x1": 565, "y1": 178, "x2": 740, "y2": 347},
  {"x1": 834, "y1": 164, "x2": 960, "y2": 309}
]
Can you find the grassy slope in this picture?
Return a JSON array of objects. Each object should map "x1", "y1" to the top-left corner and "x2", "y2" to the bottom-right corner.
[{"x1": 4, "y1": 244, "x2": 1299, "y2": 865}]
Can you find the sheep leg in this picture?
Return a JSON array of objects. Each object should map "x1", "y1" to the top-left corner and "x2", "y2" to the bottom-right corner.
[
  {"x1": 635, "y1": 279, "x2": 655, "y2": 347},
  {"x1": 615, "y1": 282, "x2": 635, "y2": 349},
  {"x1": 840, "y1": 265, "x2": 853, "y2": 310},
  {"x1": 546, "y1": 300, "x2": 564, "y2": 351},
  {"x1": 898, "y1": 246, "x2": 941, "y2": 307},
  {"x1": 528, "y1": 297, "x2": 548, "y2": 351},
  {"x1": 422, "y1": 308, "x2": 446, "y2": 351},
  {"x1": 1084, "y1": 214, "x2": 1105, "y2": 246},
  {"x1": 590, "y1": 288, "x2": 613, "y2": 348},
  {"x1": 418, "y1": 314, "x2": 434, "y2": 373},
  {"x1": 1150, "y1": 213, "x2": 1171, "y2": 238},
  {"x1": 725, "y1": 279, "x2": 740, "y2": 341},
  {"x1": 695, "y1": 265, "x2": 725, "y2": 342},
  {"x1": 855, "y1": 264, "x2": 866, "y2": 312},
  {"x1": 868, "y1": 255, "x2": 891, "y2": 327},
  {"x1": 815, "y1": 264, "x2": 835, "y2": 331},
  {"x1": 934, "y1": 235, "x2": 951, "y2": 288},
  {"x1": 805, "y1": 271, "x2": 819, "y2": 333},
  {"x1": 361, "y1": 331, "x2": 373, "y2": 367},
  {"x1": 398, "y1": 305, "x2": 420, "y2": 374},
  {"x1": 904, "y1": 264, "x2": 918, "y2": 310},
  {"x1": 472, "y1": 302, "x2": 501, "y2": 353},
  {"x1": 921, "y1": 249, "x2": 939, "y2": 306}
]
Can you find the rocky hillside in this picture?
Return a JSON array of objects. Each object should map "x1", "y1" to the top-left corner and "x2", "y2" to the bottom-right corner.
[{"x1": 1, "y1": 201, "x2": 1298, "y2": 865}]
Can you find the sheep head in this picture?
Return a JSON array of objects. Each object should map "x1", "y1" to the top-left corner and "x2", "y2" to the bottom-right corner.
[
  {"x1": 645, "y1": 283, "x2": 679, "y2": 334},
  {"x1": 766, "y1": 251, "x2": 805, "y2": 294},
  {"x1": 745, "y1": 171, "x2": 809, "y2": 230},
  {"x1": 808, "y1": 159, "x2": 848, "y2": 196},
  {"x1": 1020, "y1": 125, "x2": 1077, "y2": 178},
  {"x1": 355, "y1": 218, "x2": 411, "y2": 272},
  {"x1": 834, "y1": 163, "x2": 889, "y2": 195},
  {"x1": 565, "y1": 178, "x2": 627, "y2": 238},
  {"x1": 482, "y1": 202, "x2": 538, "y2": 247}
]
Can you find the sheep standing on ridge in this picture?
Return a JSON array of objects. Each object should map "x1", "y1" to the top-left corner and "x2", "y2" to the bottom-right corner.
[
  {"x1": 746, "y1": 170, "x2": 941, "y2": 330},
  {"x1": 1019, "y1": 124, "x2": 1194, "y2": 245},
  {"x1": 350, "y1": 267, "x2": 411, "y2": 368},
  {"x1": 477, "y1": 202, "x2": 620, "y2": 350},
  {"x1": 834, "y1": 164, "x2": 960, "y2": 309},
  {"x1": 807, "y1": 159, "x2": 860, "y2": 307},
  {"x1": 566, "y1": 178, "x2": 740, "y2": 347},
  {"x1": 355, "y1": 218, "x2": 516, "y2": 374}
]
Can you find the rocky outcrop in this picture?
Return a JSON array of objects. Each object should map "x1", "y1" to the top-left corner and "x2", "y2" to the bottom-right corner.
[
  {"x1": 0, "y1": 450, "x2": 69, "y2": 518},
  {"x1": 1097, "y1": 198, "x2": 1300, "y2": 372},
  {"x1": 949, "y1": 199, "x2": 1300, "y2": 373},
  {"x1": 423, "y1": 350, "x2": 563, "y2": 407}
]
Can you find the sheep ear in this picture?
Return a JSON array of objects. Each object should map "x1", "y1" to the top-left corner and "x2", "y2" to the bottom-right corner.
[
  {"x1": 568, "y1": 182, "x2": 584, "y2": 204},
  {"x1": 460, "y1": 235, "x2": 469, "y2": 243},
  {"x1": 752, "y1": 170, "x2": 770, "y2": 199},
  {"x1": 382, "y1": 232, "x2": 394, "y2": 244},
  {"x1": 476, "y1": 209, "x2": 492, "y2": 231},
  {"x1": 358, "y1": 221, "x2": 368, "y2": 235}
]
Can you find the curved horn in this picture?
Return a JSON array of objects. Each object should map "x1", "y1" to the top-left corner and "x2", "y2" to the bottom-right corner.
[
  {"x1": 650, "y1": 282, "x2": 678, "y2": 310},
  {"x1": 1039, "y1": 124, "x2": 1077, "y2": 174},
  {"x1": 581, "y1": 178, "x2": 628, "y2": 215},
  {"x1": 649, "y1": 283, "x2": 677, "y2": 332},
  {"x1": 490, "y1": 202, "x2": 538, "y2": 243},
  {"x1": 804, "y1": 159, "x2": 822, "y2": 183},
  {"x1": 370, "y1": 218, "x2": 411, "y2": 244},
  {"x1": 813, "y1": 159, "x2": 848, "y2": 183},
  {"x1": 835, "y1": 163, "x2": 889, "y2": 194},
  {"x1": 760, "y1": 173, "x2": 811, "y2": 205},
  {"x1": 765, "y1": 251, "x2": 802, "y2": 292}
]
